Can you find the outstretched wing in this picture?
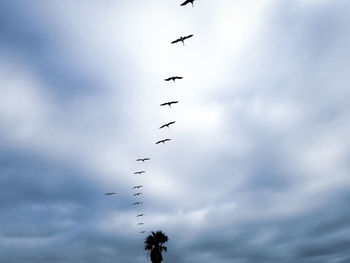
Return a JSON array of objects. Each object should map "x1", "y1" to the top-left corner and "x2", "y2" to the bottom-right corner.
[
  {"x1": 168, "y1": 121, "x2": 176, "y2": 126},
  {"x1": 171, "y1": 38, "x2": 181, "y2": 44},
  {"x1": 144, "y1": 158, "x2": 150, "y2": 161},
  {"x1": 164, "y1": 78, "x2": 172, "y2": 81},
  {"x1": 174, "y1": 76, "x2": 183, "y2": 80},
  {"x1": 170, "y1": 101, "x2": 179, "y2": 105},
  {"x1": 160, "y1": 103, "x2": 168, "y2": 106},
  {"x1": 184, "y1": 34, "x2": 193, "y2": 40},
  {"x1": 164, "y1": 139, "x2": 171, "y2": 142},
  {"x1": 159, "y1": 124, "x2": 167, "y2": 129},
  {"x1": 181, "y1": 0, "x2": 191, "y2": 6},
  {"x1": 155, "y1": 140, "x2": 162, "y2": 144}
]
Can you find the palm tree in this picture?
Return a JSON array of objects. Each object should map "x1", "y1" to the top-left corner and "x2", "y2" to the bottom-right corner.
[{"x1": 144, "y1": 231, "x2": 168, "y2": 263}]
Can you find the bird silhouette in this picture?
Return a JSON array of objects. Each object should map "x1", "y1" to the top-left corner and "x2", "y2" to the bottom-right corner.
[
  {"x1": 137, "y1": 223, "x2": 144, "y2": 226},
  {"x1": 104, "y1": 192, "x2": 116, "y2": 196},
  {"x1": 159, "y1": 121, "x2": 176, "y2": 129},
  {"x1": 160, "y1": 101, "x2": 179, "y2": 107},
  {"x1": 155, "y1": 139, "x2": 171, "y2": 144},
  {"x1": 171, "y1": 34, "x2": 193, "y2": 45},
  {"x1": 133, "y1": 193, "x2": 143, "y2": 196},
  {"x1": 137, "y1": 214, "x2": 145, "y2": 217},
  {"x1": 132, "y1": 202, "x2": 143, "y2": 205},
  {"x1": 140, "y1": 231, "x2": 146, "y2": 234},
  {"x1": 134, "y1": 171, "x2": 146, "y2": 175},
  {"x1": 164, "y1": 76, "x2": 183, "y2": 82},
  {"x1": 136, "y1": 158, "x2": 150, "y2": 162},
  {"x1": 132, "y1": 185, "x2": 143, "y2": 189},
  {"x1": 181, "y1": 0, "x2": 195, "y2": 7}
]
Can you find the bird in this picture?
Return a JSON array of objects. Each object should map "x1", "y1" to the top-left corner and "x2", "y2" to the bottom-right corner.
[
  {"x1": 159, "y1": 121, "x2": 176, "y2": 129},
  {"x1": 134, "y1": 171, "x2": 146, "y2": 175},
  {"x1": 137, "y1": 223, "x2": 144, "y2": 226},
  {"x1": 137, "y1": 214, "x2": 145, "y2": 217},
  {"x1": 181, "y1": 0, "x2": 195, "y2": 7},
  {"x1": 155, "y1": 139, "x2": 171, "y2": 145},
  {"x1": 133, "y1": 193, "x2": 143, "y2": 196},
  {"x1": 140, "y1": 231, "x2": 146, "y2": 234},
  {"x1": 132, "y1": 202, "x2": 142, "y2": 205},
  {"x1": 160, "y1": 101, "x2": 179, "y2": 107},
  {"x1": 132, "y1": 185, "x2": 143, "y2": 189},
  {"x1": 136, "y1": 158, "x2": 150, "y2": 162},
  {"x1": 164, "y1": 76, "x2": 183, "y2": 82},
  {"x1": 171, "y1": 34, "x2": 193, "y2": 45},
  {"x1": 104, "y1": 192, "x2": 116, "y2": 196}
]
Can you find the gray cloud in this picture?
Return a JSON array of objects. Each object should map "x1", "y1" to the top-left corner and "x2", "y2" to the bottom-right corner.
[{"x1": 0, "y1": 0, "x2": 350, "y2": 262}]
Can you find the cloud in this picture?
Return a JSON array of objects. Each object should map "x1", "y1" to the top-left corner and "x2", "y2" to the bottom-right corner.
[{"x1": 0, "y1": 0, "x2": 349, "y2": 262}]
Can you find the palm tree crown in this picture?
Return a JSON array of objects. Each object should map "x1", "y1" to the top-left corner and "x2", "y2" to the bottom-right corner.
[{"x1": 144, "y1": 231, "x2": 168, "y2": 263}]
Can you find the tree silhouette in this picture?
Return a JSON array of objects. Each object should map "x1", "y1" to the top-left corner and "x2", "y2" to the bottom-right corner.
[{"x1": 144, "y1": 231, "x2": 168, "y2": 263}]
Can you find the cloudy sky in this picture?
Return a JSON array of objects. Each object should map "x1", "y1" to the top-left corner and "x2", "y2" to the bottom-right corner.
[{"x1": 1, "y1": 0, "x2": 350, "y2": 262}]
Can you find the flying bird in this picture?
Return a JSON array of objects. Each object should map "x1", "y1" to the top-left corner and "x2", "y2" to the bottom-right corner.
[
  {"x1": 132, "y1": 202, "x2": 142, "y2": 205},
  {"x1": 104, "y1": 192, "x2": 116, "y2": 196},
  {"x1": 171, "y1": 34, "x2": 193, "y2": 45},
  {"x1": 155, "y1": 139, "x2": 171, "y2": 145},
  {"x1": 137, "y1": 223, "x2": 144, "y2": 226},
  {"x1": 133, "y1": 193, "x2": 143, "y2": 196},
  {"x1": 134, "y1": 171, "x2": 146, "y2": 175},
  {"x1": 181, "y1": 0, "x2": 195, "y2": 7},
  {"x1": 164, "y1": 76, "x2": 183, "y2": 82},
  {"x1": 140, "y1": 231, "x2": 146, "y2": 234},
  {"x1": 160, "y1": 101, "x2": 179, "y2": 107},
  {"x1": 137, "y1": 214, "x2": 145, "y2": 217},
  {"x1": 159, "y1": 121, "x2": 176, "y2": 129},
  {"x1": 132, "y1": 185, "x2": 143, "y2": 189},
  {"x1": 136, "y1": 158, "x2": 150, "y2": 162}
]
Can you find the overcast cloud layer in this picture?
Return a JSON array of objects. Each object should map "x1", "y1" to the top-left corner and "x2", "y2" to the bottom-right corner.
[{"x1": 1, "y1": 1, "x2": 350, "y2": 262}]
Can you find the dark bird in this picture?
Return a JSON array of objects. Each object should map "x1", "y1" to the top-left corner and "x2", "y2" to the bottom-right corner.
[
  {"x1": 136, "y1": 158, "x2": 150, "y2": 162},
  {"x1": 137, "y1": 214, "x2": 145, "y2": 217},
  {"x1": 133, "y1": 193, "x2": 143, "y2": 196},
  {"x1": 159, "y1": 121, "x2": 176, "y2": 129},
  {"x1": 181, "y1": 0, "x2": 195, "y2": 7},
  {"x1": 171, "y1": 34, "x2": 193, "y2": 45},
  {"x1": 160, "y1": 101, "x2": 179, "y2": 107},
  {"x1": 134, "y1": 171, "x2": 146, "y2": 175},
  {"x1": 132, "y1": 185, "x2": 143, "y2": 189},
  {"x1": 155, "y1": 139, "x2": 171, "y2": 145},
  {"x1": 104, "y1": 192, "x2": 116, "y2": 196},
  {"x1": 138, "y1": 223, "x2": 144, "y2": 226},
  {"x1": 164, "y1": 76, "x2": 183, "y2": 82},
  {"x1": 132, "y1": 202, "x2": 142, "y2": 205},
  {"x1": 140, "y1": 231, "x2": 146, "y2": 234}
]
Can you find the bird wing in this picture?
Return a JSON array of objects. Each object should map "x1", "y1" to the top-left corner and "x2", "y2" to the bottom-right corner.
[
  {"x1": 164, "y1": 139, "x2": 171, "y2": 142},
  {"x1": 160, "y1": 103, "x2": 168, "y2": 106},
  {"x1": 144, "y1": 158, "x2": 150, "y2": 161},
  {"x1": 164, "y1": 78, "x2": 171, "y2": 81},
  {"x1": 184, "y1": 34, "x2": 193, "y2": 40},
  {"x1": 175, "y1": 76, "x2": 183, "y2": 79},
  {"x1": 136, "y1": 159, "x2": 142, "y2": 161},
  {"x1": 156, "y1": 140, "x2": 161, "y2": 144},
  {"x1": 180, "y1": 0, "x2": 190, "y2": 6},
  {"x1": 159, "y1": 124, "x2": 167, "y2": 129},
  {"x1": 171, "y1": 38, "x2": 181, "y2": 44},
  {"x1": 170, "y1": 101, "x2": 179, "y2": 104},
  {"x1": 169, "y1": 121, "x2": 176, "y2": 125}
]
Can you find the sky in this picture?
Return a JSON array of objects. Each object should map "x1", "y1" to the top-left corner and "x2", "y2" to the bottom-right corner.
[{"x1": 0, "y1": 0, "x2": 350, "y2": 262}]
